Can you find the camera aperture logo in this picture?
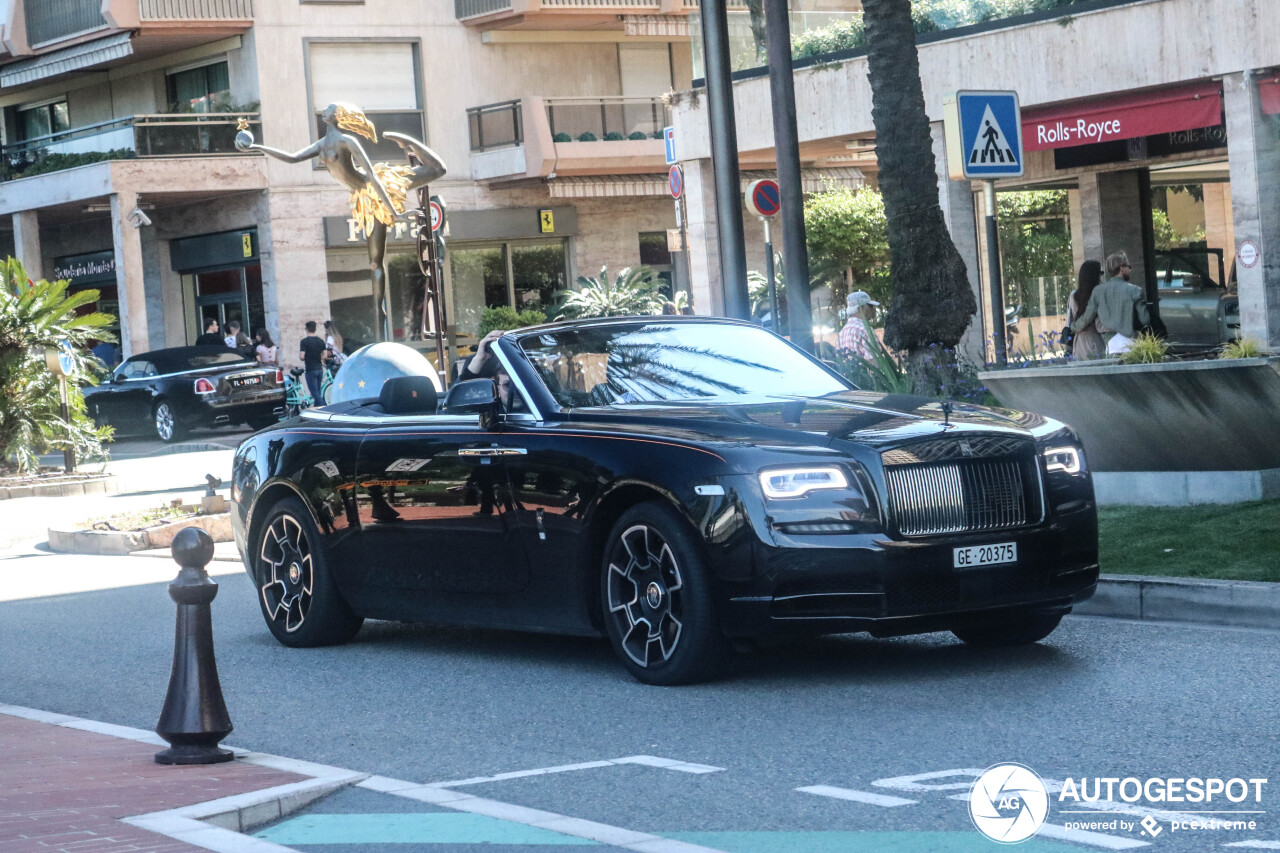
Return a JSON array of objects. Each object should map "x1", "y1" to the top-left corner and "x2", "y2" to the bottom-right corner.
[{"x1": 969, "y1": 763, "x2": 1050, "y2": 843}]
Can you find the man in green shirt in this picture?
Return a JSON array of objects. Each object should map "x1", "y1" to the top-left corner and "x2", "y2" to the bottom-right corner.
[{"x1": 1071, "y1": 251, "x2": 1150, "y2": 355}]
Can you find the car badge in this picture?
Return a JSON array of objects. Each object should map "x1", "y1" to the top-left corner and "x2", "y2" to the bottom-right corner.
[
  {"x1": 941, "y1": 400, "x2": 954, "y2": 426},
  {"x1": 959, "y1": 439, "x2": 974, "y2": 457}
]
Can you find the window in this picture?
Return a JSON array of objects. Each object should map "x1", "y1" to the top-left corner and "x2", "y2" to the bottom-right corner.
[
  {"x1": 166, "y1": 62, "x2": 231, "y2": 113},
  {"x1": 18, "y1": 100, "x2": 70, "y2": 140},
  {"x1": 638, "y1": 231, "x2": 673, "y2": 296},
  {"x1": 308, "y1": 41, "x2": 423, "y2": 162},
  {"x1": 448, "y1": 240, "x2": 569, "y2": 340}
]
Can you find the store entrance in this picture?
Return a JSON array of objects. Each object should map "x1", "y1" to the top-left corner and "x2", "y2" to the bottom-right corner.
[{"x1": 187, "y1": 265, "x2": 263, "y2": 343}]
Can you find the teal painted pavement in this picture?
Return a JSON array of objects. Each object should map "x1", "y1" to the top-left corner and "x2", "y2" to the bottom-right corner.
[
  {"x1": 258, "y1": 815, "x2": 1090, "y2": 850},
  {"x1": 255, "y1": 814, "x2": 596, "y2": 845}
]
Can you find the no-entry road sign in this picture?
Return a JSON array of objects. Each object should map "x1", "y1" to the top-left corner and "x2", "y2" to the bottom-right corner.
[{"x1": 669, "y1": 165, "x2": 683, "y2": 199}]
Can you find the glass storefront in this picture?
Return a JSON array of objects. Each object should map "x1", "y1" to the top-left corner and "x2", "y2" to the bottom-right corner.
[{"x1": 449, "y1": 239, "x2": 569, "y2": 339}]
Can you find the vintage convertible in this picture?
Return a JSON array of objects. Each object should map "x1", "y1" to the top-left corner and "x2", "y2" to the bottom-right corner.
[{"x1": 230, "y1": 318, "x2": 1098, "y2": 684}]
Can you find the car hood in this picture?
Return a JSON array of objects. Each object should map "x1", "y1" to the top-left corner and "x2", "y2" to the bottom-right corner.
[{"x1": 564, "y1": 390, "x2": 1065, "y2": 449}]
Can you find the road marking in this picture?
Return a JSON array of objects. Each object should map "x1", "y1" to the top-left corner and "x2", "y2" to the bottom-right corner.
[
  {"x1": 874, "y1": 769, "x2": 986, "y2": 792},
  {"x1": 663, "y1": 831, "x2": 1085, "y2": 852},
  {"x1": 256, "y1": 813, "x2": 597, "y2": 845},
  {"x1": 426, "y1": 755, "x2": 724, "y2": 788},
  {"x1": 1225, "y1": 843, "x2": 1280, "y2": 849},
  {"x1": 1036, "y1": 823, "x2": 1149, "y2": 850},
  {"x1": 797, "y1": 786, "x2": 917, "y2": 807}
]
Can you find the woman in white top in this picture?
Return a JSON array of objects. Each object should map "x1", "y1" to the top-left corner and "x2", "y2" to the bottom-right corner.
[
  {"x1": 323, "y1": 319, "x2": 345, "y2": 366},
  {"x1": 255, "y1": 329, "x2": 279, "y2": 366}
]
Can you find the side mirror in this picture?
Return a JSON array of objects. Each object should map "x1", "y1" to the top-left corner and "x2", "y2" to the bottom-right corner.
[{"x1": 441, "y1": 378, "x2": 503, "y2": 429}]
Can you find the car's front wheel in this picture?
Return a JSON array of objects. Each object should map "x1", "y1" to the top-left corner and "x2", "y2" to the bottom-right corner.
[
  {"x1": 153, "y1": 400, "x2": 186, "y2": 443},
  {"x1": 952, "y1": 611, "x2": 1063, "y2": 647},
  {"x1": 254, "y1": 496, "x2": 362, "y2": 647},
  {"x1": 601, "y1": 502, "x2": 730, "y2": 685}
]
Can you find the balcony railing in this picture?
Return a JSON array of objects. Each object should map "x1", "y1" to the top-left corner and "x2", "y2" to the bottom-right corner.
[
  {"x1": 26, "y1": 0, "x2": 106, "y2": 46},
  {"x1": 456, "y1": 0, "x2": 512, "y2": 18},
  {"x1": 468, "y1": 100, "x2": 523, "y2": 152},
  {"x1": 545, "y1": 96, "x2": 668, "y2": 143},
  {"x1": 139, "y1": 0, "x2": 254, "y2": 20},
  {"x1": 2, "y1": 113, "x2": 260, "y2": 180}
]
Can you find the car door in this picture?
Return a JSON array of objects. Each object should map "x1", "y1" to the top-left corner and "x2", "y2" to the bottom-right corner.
[
  {"x1": 93, "y1": 359, "x2": 156, "y2": 430},
  {"x1": 353, "y1": 416, "x2": 532, "y2": 598}
]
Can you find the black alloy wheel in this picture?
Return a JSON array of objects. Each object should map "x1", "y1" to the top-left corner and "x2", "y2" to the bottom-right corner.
[
  {"x1": 601, "y1": 502, "x2": 730, "y2": 685},
  {"x1": 153, "y1": 400, "x2": 185, "y2": 443},
  {"x1": 952, "y1": 611, "x2": 1063, "y2": 647},
  {"x1": 255, "y1": 496, "x2": 362, "y2": 647}
]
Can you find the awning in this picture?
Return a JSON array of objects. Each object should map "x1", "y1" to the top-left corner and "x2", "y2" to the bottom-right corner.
[
  {"x1": 1, "y1": 32, "x2": 133, "y2": 88},
  {"x1": 1259, "y1": 77, "x2": 1280, "y2": 116},
  {"x1": 1021, "y1": 80, "x2": 1222, "y2": 152},
  {"x1": 546, "y1": 167, "x2": 865, "y2": 199}
]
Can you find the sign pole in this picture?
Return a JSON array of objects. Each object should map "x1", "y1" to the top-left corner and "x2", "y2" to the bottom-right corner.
[
  {"x1": 984, "y1": 180, "x2": 1007, "y2": 366},
  {"x1": 59, "y1": 377, "x2": 75, "y2": 473},
  {"x1": 762, "y1": 218, "x2": 778, "y2": 331}
]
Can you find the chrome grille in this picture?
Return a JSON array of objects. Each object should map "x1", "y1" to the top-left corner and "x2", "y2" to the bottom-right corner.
[{"x1": 885, "y1": 460, "x2": 1029, "y2": 536}]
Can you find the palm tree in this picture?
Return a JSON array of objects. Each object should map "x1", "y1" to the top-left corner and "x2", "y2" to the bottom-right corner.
[
  {"x1": 862, "y1": 0, "x2": 976, "y2": 380},
  {"x1": 554, "y1": 265, "x2": 665, "y2": 320}
]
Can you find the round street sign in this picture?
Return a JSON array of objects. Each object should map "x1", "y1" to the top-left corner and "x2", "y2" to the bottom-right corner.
[
  {"x1": 745, "y1": 179, "x2": 781, "y2": 218},
  {"x1": 668, "y1": 165, "x2": 683, "y2": 199},
  {"x1": 428, "y1": 200, "x2": 444, "y2": 233},
  {"x1": 1239, "y1": 239, "x2": 1260, "y2": 269}
]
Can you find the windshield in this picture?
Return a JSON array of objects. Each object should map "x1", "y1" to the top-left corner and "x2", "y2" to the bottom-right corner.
[{"x1": 518, "y1": 321, "x2": 848, "y2": 409}]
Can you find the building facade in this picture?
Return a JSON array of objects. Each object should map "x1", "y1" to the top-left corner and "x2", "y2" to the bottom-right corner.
[
  {"x1": 671, "y1": 0, "x2": 1280, "y2": 356},
  {"x1": 0, "y1": 0, "x2": 705, "y2": 364}
]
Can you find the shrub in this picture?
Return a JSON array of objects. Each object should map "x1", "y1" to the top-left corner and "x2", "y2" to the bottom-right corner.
[
  {"x1": 2, "y1": 148, "x2": 136, "y2": 182},
  {"x1": 477, "y1": 306, "x2": 547, "y2": 338},
  {"x1": 552, "y1": 132, "x2": 572, "y2": 143},
  {"x1": 1219, "y1": 338, "x2": 1266, "y2": 359},
  {"x1": 0, "y1": 257, "x2": 114, "y2": 472},
  {"x1": 603, "y1": 131, "x2": 625, "y2": 141},
  {"x1": 576, "y1": 131, "x2": 598, "y2": 142},
  {"x1": 628, "y1": 131, "x2": 648, "y2": 141},
  {"x1": 554, "y1": 265, "x2": 664, "y2": 320},
  {"x1": 1118, "y1": 332, "x2": 1169, "y2": 365}
]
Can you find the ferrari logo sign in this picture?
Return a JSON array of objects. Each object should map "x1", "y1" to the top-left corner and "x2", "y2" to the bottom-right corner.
[{"x1": 539, "y1": 209, "x2": 555, "y2": 233}]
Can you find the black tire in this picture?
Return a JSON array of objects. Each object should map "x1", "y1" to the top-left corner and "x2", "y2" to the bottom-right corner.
[
  {"x1": 153, "y1": 400, "x2": 186, "y2": 443},
  {"x1": 253, "y1": 496, "x2": 363, "y2": 647},
  {"x1": 952, "y1": 611, "x2": 1063, "y2": 647},
  {"x1": 600, "y1": 501, "x2": 731, "y2": 685}
]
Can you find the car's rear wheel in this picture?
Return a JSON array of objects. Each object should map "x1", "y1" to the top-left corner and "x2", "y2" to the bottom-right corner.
[
  {"x1": 952, "y1": 611, "x2": 1063, "y2": 647},
  {"x1": 153, "y1": 400, "x2": 186, "y2": 443},
  {"x1": 601, "y1": 502, "x2": 730, "y2": 685},
  {"x1": 254, "y1": 496, "x2": 362, "y2": 647}
]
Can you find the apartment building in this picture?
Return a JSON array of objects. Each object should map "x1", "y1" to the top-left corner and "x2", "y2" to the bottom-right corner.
[{"x1": 0, "y1": 0, "x2": 702, "y2": 361}]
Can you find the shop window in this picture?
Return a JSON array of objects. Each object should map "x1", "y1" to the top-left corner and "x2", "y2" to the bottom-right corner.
[
  {"x1": 512, "y1": 242, "x2": 567, "y2": 314},
  {"x1": 308, "y1": 41, "x2": 424, "y2": 163},
  {"x1": 166, "y1": 62, "x2": 231, "y2": 113},
  {"x1": 638, "y1": 231, "x2": 673, "y2": 296},
  {"x1": 18, "y1": 100, "x2": 70, "y2": 140}
]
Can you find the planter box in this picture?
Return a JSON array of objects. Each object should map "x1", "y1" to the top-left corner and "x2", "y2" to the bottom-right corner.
[{"x1": 48, "y1": 513, "x2": 232, "y2": 555}]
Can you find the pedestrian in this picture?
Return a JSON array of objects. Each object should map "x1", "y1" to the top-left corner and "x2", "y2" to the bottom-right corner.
[
  {"x1": 226, "y1": 320, "x2": 254, "y2": 357},
  {"x1": 299, "y1": 321, "x2": 327, "y2": 404},
  {"x1": 323, "y1": 319, "x2": 346, "y2": 366},
  {"x1": 195, "y1": 317, "x2": 222, "y2": 346},
  {"x1": 1070, "y1": 251, "x2": 1150, "y2": 356},
  {"x1": 680, "y1": 305, "x2": 695, "y2": 316},
  {"x1": 255, "y1": 329, "x2": 279, "y2": 366},
  {"x1": 1067, "y1": 260, "x2": 1106, "y2": 360},
  {"x1": 661, "y1": 301, "x2": 678, "y2": 315},
  {"x1": 838, "y1": 290, "x2": 879, "y2": 361}
]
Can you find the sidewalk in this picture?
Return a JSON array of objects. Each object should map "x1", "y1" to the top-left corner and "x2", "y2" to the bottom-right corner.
[{"x1": 0, "y1": 706, "x2": 363, "y2": 853}]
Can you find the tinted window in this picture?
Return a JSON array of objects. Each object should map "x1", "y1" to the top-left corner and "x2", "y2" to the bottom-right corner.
[
  {"x1": 518, "y1": 322, "x2": 847, "y2": 409},
  {"x1": 187, "y1": 352, "x2": 250, "y2": 369},
  {"x1": 118, "y1": 360, "x2": 156, "y2": 380}
]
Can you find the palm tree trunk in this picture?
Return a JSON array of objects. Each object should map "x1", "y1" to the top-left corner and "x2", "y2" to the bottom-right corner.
[{"x1": 862, "y1": 0, "x2": 976, "y2": 361}]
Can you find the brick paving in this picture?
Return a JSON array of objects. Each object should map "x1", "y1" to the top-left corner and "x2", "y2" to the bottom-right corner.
[{"x1": 0, "y1": 714, "x2": 305, "y2": 853}]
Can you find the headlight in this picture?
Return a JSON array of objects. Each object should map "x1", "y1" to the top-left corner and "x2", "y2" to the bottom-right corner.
[
  {"x1": 1043, "y1": 445, "x2": 1083, "y2": 474},
  {"x1": 759, "y1": 466, "x2": 850, "y2": 499}
]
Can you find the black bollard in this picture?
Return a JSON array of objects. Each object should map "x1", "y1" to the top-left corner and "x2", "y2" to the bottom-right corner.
[{"x1": 155, "y1": 527, "x2": 234, "y2": 765}]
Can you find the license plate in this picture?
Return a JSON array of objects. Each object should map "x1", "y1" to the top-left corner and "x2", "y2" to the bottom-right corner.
[
  {"x1": 231, "y1": 376, "x2": 262, "y2": 388},
  {"x1": 953, "y1": 542, "x2": 1017, "y2": 569}
]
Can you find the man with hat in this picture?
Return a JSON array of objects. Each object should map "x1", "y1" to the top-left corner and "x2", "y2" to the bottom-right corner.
[{"x1": 839, "y1": 290, "x2": 880, "y2": 361}]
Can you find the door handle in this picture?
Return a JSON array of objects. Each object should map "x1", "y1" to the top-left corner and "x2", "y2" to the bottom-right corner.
[{"x1": 458, "y1": 447, "x2": 528, "y2": 458}]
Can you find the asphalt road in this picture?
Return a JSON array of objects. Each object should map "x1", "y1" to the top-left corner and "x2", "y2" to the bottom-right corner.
[{"x1": 0, "y1": 550, "x2": 1276, "y2": 852}]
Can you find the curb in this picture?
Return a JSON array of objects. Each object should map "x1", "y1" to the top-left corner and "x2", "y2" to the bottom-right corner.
[
  {"x1": 0, "y1": 474, "x2": 114, "y2": 500},
  {"x1": 47, "y1": 513, "x2": 233, "y2": 557},
  {"x1": 1075, "y1": 574, "x2": 1280, "y2": 630}
]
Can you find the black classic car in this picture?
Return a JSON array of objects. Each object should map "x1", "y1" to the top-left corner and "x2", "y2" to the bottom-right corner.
[
  {"x1": 230, "y1": 318, "x2": 1098, "y2": 684},
  {"x1": 85, "y1": 345, "x2": 285, "y2": 442}
]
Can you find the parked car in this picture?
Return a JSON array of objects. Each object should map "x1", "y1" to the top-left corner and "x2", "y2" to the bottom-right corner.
[
  {"x1": 85, "y1": 345, "x2": 285, "y2": 442},
  {"x1": 230, "y1": 318, "x2": 1098, "y2": 685},
  {"x1": 1152, "y1": 248, "x2": 1240, "y2": 348}
]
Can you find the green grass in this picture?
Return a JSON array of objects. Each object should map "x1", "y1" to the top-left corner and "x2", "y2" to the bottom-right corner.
[{"x1": 1098, "y1": 499, "x2": 1280, "y2": 582}]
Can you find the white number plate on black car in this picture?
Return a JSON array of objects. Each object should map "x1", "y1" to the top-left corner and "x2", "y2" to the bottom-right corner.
[
  {"x1": 231, "y1": 375, "x2": 262, "y2": 388},
  {"x1": 953, "y1": 542, "x2": 1017, "y2": 569}
]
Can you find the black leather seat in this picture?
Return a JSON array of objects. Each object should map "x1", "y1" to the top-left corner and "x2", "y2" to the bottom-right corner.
[{"x1": 378, "y1": 376, "x2": 439, "y2": 415}]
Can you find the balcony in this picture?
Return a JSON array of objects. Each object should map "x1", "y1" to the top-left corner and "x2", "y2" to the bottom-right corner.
[
  {"x1": 1, "y1": 113, "x2": 260, "y2": 181},
  {"x1": 468, "y1": 96, "x2": 668, "y2": 182},
  {"x1": 455, "y1": 0, "x2": 689, "y2": 31}
]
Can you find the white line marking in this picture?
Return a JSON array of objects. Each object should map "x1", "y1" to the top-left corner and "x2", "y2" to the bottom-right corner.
[
  {"x1": 797, "y1": 785, "x2": 918, "y2": 807},
  {"x1": 1225, "y1": 843, "x2": 1280, "y2": 849},
  {"x1": 1037, "y1": 822, "x2": 1149, "y2": 850},
  {"x1": 427, "y1": 754, "x2": 725, "y2": 787},
  {"x1": 873, "y1": 769, "x2": 986, "y2": 792}
]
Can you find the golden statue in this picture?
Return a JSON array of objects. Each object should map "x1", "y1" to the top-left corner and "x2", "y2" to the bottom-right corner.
[{"x1": 236, "y1": 103, "x2": 446, "y2": 342}]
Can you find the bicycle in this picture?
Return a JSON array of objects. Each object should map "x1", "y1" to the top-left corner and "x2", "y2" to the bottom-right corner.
[{"x1": 281, "y1": 363, "x2": 339, "y2": 419}]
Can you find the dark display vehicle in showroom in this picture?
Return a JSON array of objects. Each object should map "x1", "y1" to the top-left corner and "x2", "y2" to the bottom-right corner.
[
  {"x1": 230, "y1": 318, "x2": 1098, "y2": 684},
  {"x1": 85, "y1": 346, "x2": 285, "y2": 442}
]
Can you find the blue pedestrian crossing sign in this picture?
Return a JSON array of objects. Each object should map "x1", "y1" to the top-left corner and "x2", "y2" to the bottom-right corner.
[{"x1": 942, "y1": 90, "x2": 1023, "y2": 180}]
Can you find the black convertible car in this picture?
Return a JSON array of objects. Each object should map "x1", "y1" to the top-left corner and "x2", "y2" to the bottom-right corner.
[
  {"x1": 230, "y1": 318, "x2": 1098, "y2": 684},
  {"x1": 86, "y1": 345, "x2": 284, "y2": 442}
]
